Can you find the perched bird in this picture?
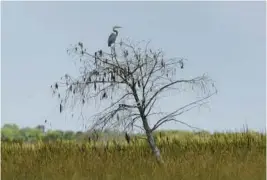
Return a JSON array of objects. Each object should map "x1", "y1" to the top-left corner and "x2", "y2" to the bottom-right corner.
[
  {"x1": 108, "y1": 26, "x2": 122, "y2": 47},
  {"x1": 125, "y1": 132, "x2": 131, "y2": 144}
]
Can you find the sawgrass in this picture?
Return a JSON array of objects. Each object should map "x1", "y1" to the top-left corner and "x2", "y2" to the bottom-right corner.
[{"x1": 1, "y1": 131, "x2": 266, "y2": 180}]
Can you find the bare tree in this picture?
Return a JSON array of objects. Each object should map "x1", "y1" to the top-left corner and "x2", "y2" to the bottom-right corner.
[{"x1": 51, "y1": 38, "x2": 217, "y2": 163}]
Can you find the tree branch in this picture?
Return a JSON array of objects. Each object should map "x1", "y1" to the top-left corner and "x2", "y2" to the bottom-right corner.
[
  {"x1": 150, "y1": 91, "x2": 216, "y2": 131},
  {"x1": 145, "y1": 76, "x2": 206, "y2": 110}
]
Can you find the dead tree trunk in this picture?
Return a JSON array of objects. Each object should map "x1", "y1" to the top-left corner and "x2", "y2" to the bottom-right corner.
[
  {"x1": 131, "y1": 87, "x2": 163, "y2": 163},
  {"x1": 142, "y1": 116, "x2": 164, "y2": 163},
  {"x1": 146, "y1": 130, "x2": 163, "y2": 163}
]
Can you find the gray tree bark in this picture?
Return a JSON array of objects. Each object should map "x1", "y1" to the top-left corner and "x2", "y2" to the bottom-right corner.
[
  {"x1": 146, "y1": 130, "x2": 163, "y2": 163},
  {"x1": 142, "y1": 116, "x2": 164, "y2": 163}
]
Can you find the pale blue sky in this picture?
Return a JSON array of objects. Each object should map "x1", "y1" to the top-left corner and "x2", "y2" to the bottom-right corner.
[{"x1": 1, "y1": 1, "x2": 266, "y2": 132}]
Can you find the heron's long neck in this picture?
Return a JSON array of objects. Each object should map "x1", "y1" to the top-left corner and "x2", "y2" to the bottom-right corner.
[{"x1": 113, "y1": 29, "x2": 118, "y2": 35}]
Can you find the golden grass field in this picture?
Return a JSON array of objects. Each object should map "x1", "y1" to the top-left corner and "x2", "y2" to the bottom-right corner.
[{"x1": 1, "y1": 131, "x2": 266, "y2": 180}]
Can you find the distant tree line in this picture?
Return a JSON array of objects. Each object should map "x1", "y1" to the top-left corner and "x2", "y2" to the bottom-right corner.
[
  {"x1": 1, "y1": 123, "x2": 215, "y2": 145},
  {"x1": 1, "y1": 123, "x2": 125, "y2": 143}
]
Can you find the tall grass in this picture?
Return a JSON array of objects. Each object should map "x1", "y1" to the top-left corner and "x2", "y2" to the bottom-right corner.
[{"x1": 1, "y1": 131, "x2": 266, "y2": 180}]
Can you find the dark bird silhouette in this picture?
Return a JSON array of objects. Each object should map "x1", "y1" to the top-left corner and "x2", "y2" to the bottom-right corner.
[
  {"x1": 125, "y1": 132, "x2": 131, "y2": 144},
  {"x1": 108, "y1": 26, "x2": 122, "y2": 47},
  {"x1": 59, "y1": 104, "x2": 63, "y2": 113}
]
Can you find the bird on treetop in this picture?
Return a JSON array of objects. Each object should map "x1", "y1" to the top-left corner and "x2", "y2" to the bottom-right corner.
[{"x1": 108, "y1": 26, "x2": 122, "y2": 47}]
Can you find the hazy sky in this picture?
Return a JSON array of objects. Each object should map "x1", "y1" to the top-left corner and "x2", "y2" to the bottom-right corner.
[{"x1": 1, "y1": 1, "x2": 266, "y2": 132}]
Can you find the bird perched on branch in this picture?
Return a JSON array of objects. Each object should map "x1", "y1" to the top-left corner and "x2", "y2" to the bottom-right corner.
[
  {"x1": 108, "y1": 26, "x2": 122, "y2": 47},
  {"x1": 125, "y1": 132, "x2": 131, "y2": 144}
]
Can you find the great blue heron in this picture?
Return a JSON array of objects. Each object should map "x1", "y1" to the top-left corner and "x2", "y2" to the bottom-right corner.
[{"x1": 108, "y1": 26, "x2": 122, "y2": 47}]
